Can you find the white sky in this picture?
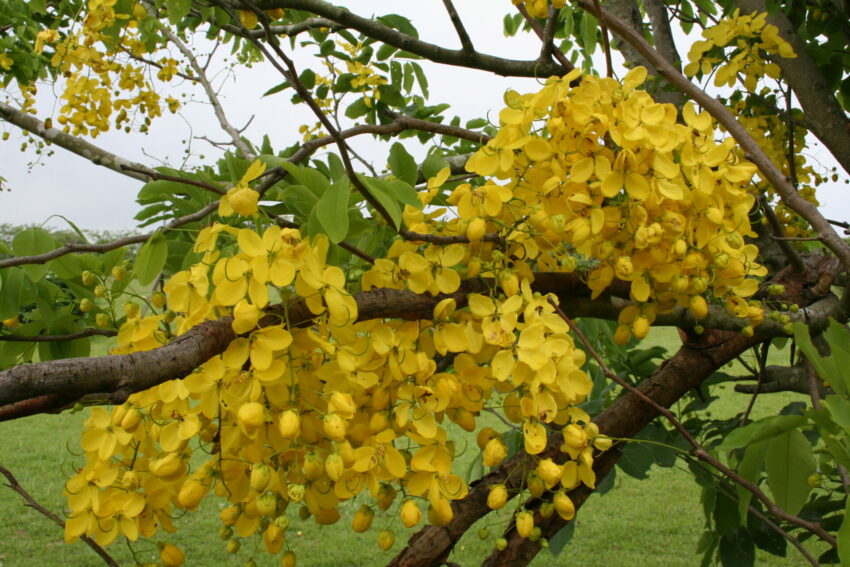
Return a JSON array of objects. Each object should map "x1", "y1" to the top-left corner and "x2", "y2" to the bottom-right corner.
[{"x1": 0, "y1": 1, "x2": 847, "y2": 232}]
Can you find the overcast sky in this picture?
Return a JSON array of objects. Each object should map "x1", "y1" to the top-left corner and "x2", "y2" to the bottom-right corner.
[{"x1": 0, "y1": 2, "x2": 846, "y2": 232}]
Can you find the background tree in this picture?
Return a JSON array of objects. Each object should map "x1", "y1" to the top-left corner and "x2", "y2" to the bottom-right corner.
[{"x1": 1, "y1": 1, "x2": 849, "y2": 566}]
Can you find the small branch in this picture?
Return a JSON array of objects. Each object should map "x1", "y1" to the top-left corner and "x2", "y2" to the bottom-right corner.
[
  {"x1": 441, "y1": 0, "x2": 475, "y2": 53},
  {"x1": 746, "y1": 503, "x2": 819, "y2": 567},
  {"x1": 0, "y1": 102, "x2": 154, "y2": 183},
  {"x1": 253, "y1": 0, "x2": 572, "y2": 77},
  {"x1": 538, "y1": 6, "x2": 558, "y2": 62},
  {"x1": 515, "y1": 3, "x2": 576, "y2": 72},
  {"x1": 399, "y1": 229, "x2": 503, "y2": 245},
  {"x1": 154, "y1": 5, "x2": 256, "y2": 159},
  {"x1": 592, "y1": 0, "x2": 614, "y2": 77},
  {"x1": 741, "y1": 342, "x2": 769, "y2": 425},
  {"x1": 0, "y1": 328, "x2": 117, "y2": 342},
  {"x1": 0, "y1": 201, "x2": 218, "y2": 269},
  {"x1": 0, "y1": 464, "x2": 119, "y2": 567},
  {"x1": 120, "y1": 165, "x2": 226, "y2": 195},
  {"x1": 549, "y1": 297, "x2": 838, "y2": 549}
]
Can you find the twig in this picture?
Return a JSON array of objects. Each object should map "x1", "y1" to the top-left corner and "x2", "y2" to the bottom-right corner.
[
  {"x1": 441, "y1": 0, "x2": 475, "y2": 53},
  {"x1": 548, "y1": 296, "x2": 838, "y2": 549},
  {"x1": 399, "y1": 229, "x2": 503, "y2": 245},
  {"x1": 591, "y1": 0, "x2": 614, "y2": 76},
  {"x1": 153, "y1": 4, "x2": 256, "y2": 159},
  {"x1": 515, "y1": 3, "x2": 576, "y2": 72},
  {"x1": 0, "y1": 328, "x2": 117, "y2": 342},
  {"x1": 741, "y1": 342, "x2": 769, "y2": 425},
  {"x1": 0, "y1": 464, "x2": 119, "y2": 567},
  {"x1": 120, "y1": 165, "x2": 225, "y2": 195},
  {"x1": 538, "y1": 5, "x2": 559, "y2": 62},
  {"x1": 0, "y1": 201, "x2": 218, "y2": 269}
]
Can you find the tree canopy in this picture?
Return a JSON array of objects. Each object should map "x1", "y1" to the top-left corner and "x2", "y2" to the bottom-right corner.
[{"x1": 1, "y1": 0, "x2": 850, "y2": 566}]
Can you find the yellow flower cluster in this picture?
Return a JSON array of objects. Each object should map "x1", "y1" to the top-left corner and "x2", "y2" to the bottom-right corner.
[
  {"x1": 685, "y1": 9, "x2": 796, "y2": 91},
  {"x1": 67, "y1": 212, "x2": 609, "y2": 560},
  {"x1": 399, "y1": 67, "x2": 767, "y2": 342},
  {"x1": 35, "y1": 0, "x2": 179, "y2": 137}
]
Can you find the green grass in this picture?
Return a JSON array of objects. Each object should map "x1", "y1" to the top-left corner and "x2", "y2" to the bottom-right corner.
[{"x1": 0, "y1": 329, "x2": 821, "y2": 566}]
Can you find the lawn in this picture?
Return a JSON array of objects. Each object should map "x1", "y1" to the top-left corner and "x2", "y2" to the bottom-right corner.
[{"x1": 0, "y1": 329, "x2": 820, "y2": 566}]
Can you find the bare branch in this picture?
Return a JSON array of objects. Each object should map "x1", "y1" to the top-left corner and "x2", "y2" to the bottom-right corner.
[
  {"x1": 153, "y1": 5, "x2": 256, "y2": 159},
  {"x1": 0, "y1": 328, "x2": 117, "y2": 342},
  {"x1": 441, "y1": 0, "x2": 475, "y2": 53},
  {"x1": 0, "y1": 201, "x2": 218, "y2": 269},
  {"x1": 0, "y1": 464, "x2": 119, "y2": 567}
]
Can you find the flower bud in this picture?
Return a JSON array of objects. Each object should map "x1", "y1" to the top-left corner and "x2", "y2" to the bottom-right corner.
[{"x1": 487, "y1": 484, "x2": 507, "y2": 510}]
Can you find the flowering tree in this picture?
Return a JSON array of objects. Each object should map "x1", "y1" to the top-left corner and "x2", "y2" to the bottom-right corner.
[{"x1": 1, "y1": 0, "x2": 850, "y2": 565}]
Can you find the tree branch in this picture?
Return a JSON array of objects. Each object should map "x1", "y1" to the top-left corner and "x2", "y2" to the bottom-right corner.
[
  {"x1": 441, "y1": 0, "x2": 475, "y2": 53},
  {"x1": 254, "y1": 0, "x2": 572, "y2": 77},
  {"x1": 0, "y1": 102, "x2": 155, "y2": 183},
  {"x1": 0, "y1": 464, "x2": 119, "y2": 566},
  {"x1": 0, "y1": 201, "x2": 218, "y2": 269}
]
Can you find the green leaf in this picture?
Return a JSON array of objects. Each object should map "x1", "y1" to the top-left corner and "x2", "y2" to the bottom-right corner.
[
  {"x1": 345, "y1": 97, "x2": 370, "y2": 119},
  {"x1": 0, "y1": 268, "x2": 25, "y2": 320},
  {"x1": 315, "y1": 176, "x2": 351, "y2": 244},
  {"x1": 377, "y1": 84, "x2": 405, "y2": 107},
  {"x1": 764, "y1": 430, "x2": 815, "y2": 515},
  {"x1": 166, "y1": 0, "x2": 191, "y2": 25},
  {"x1": 47, "y1": 255, "x2": 83, "y2": 280},
  {"x1": 714, "y1": 489, "x2": 740, "y2": 536},
  {"x1": 736, "y1": 441, "x2": 768, "y2": 525},
  {"x1": 579, "y1": 12, "x2": 598, "y2": 55},
  {"x1": 358, "y1": 177, "x2": 403, "y2": 229},
  {"x1": 299, "y1": 68, "x2": 316, "y2": 89},
  {"x1": 280, "y1": 162, "x2": 329, "y2": 195},
  {"x1": 38, "y1": 336, "x2": 90, "y2": 362},
  {"x1": 12, "y1": 227, "x2": 56, "y2": 282},
  {"x1": 135, "y1": 232, "x2": 169, "y2": 286},
  {"x1": 823, "y1": 395, "x2": 850, "y2": 433},
  {"x1": 263, "y1": 81, "x2": 290, "y2": 97},
  {"x1": 388, "y1": 143, "x2": 418, "y2": 185},
  {"x1": 376, "y1": 43, "x2": 397, "y2": 61},
  {"x1": 717, "y1": 414, "x2": 807, "y2": 451},
  {"x1": 794, "y1": 320, "x2": 850, "y2": 396},
  {"x1": 718, "y1": 528, "x2": 755, "y2": 567},
  {"x1": 421, "y1": 154, "x2": 449, "y2": 180},
  {"x1": 547, "y1": 520, "x2": 576, "y2": 556},
  {"x1": 409, "y1": 61, "x2": 429, "y2": 98}
]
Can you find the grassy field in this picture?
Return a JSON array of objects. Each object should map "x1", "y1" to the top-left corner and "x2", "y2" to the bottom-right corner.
[{"x1": 0, "y1": 329, "x2": 819, "y2": 566}]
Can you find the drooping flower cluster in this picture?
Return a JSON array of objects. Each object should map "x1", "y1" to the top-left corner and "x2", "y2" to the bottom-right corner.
[
  {"x1": 66, "y1": 59, "x2": 777, "y2": 567},
  {"x1": 684, "y1": 9, "x2": 796, "y2": 92},
  {"x1": 34, "y1": 0, "x2": 180, "y2": 137}
]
